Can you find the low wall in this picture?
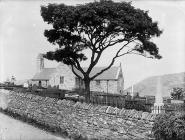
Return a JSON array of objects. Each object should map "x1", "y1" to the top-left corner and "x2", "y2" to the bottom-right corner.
[{"x1": 0, "y1": 89, "x2": 156, "y2": 139}]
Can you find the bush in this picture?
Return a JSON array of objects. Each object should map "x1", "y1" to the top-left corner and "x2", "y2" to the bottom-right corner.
[
  {"x1": 164, "y1": 103, "x2": 185, "y2": 113},
  {"x1": 152, "y1": 112, "x2": 185, "y2": 140},
  {"x1": 124, "y1": 100, "x2": 150, "y2": 112}
]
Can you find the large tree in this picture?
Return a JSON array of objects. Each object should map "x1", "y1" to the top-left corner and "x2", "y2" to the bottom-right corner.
[{"x1": 40, "y1": 0, "x2": 162, "y2": 102}]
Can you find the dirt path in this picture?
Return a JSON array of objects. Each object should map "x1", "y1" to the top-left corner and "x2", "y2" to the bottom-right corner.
[{"x1": 0, "y1": 113, "x2": 68, "y2": 140}]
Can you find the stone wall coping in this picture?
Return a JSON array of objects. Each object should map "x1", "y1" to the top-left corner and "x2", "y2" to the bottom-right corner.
[{"x1": 2, "y1": 90, "x2": 156, "y2": 122}]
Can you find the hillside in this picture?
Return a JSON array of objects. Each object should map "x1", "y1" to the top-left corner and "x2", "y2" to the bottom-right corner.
[{"x1": 126, "y1": 72, "x2": 185, "y2": 97}]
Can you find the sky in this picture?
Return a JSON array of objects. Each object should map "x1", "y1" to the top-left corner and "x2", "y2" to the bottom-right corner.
[{"x1": 0, "y1": 0, "x2": 185, "y2": 88}]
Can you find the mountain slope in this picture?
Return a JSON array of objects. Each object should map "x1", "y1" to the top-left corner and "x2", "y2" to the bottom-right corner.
[{"x1": 126, "y1": 72, "x2": 185, "y2": 97}]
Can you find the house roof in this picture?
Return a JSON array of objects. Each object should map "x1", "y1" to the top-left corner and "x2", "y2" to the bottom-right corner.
[
  {"x1": 74, "y1": 66, "x2": 120, "y2": 80},
  {"x1": 32, "y1": 68, "x2": 56, "y2": 81},
  {"x1": 32, "y1": 65, "x2": 121, "y2": 81}
]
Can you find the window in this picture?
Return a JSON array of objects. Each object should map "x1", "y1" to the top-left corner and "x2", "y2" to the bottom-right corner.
[
  {"x1": 60, "y1": 76, "x2": 64, "y2": 84},
  {"x1": 96, "y1": 80, "x2": 100, "y2": 85}
]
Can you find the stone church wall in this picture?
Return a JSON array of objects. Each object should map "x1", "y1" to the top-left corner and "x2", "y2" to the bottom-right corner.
[
  {"x1": 49, "y1": 63, "x2": 76, "y2": 90},
  {"x1": 90, "y1": 80, "x2": 118, "y2": 94}
]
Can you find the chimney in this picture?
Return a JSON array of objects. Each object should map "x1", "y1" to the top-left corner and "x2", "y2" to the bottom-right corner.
[{"x1": 37, "y1": 53, "x2": 44, "y2": 73}]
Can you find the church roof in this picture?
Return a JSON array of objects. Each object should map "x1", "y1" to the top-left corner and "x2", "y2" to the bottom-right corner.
[
  {"x1": 32, "y1": 65, "x2": 121, "y2": 81},
  {"x1": 74, "y1": 66, "x2": 120, "y2": 80},
  {"x1": 32, "y1": 68, "x2": 56, "y2": 81}
]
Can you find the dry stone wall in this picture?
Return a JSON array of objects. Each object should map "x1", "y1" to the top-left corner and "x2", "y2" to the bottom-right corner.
[{"x1": 0, "y1": 90, "x2": 156, "y2": 140}]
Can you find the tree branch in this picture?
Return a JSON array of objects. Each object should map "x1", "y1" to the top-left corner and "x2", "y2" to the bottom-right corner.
[
  {"x1": 87, "y1": 50, "x2": 102, "y2": 74},
  {"x1": 71, "y1": 65, "x2": 82, "y2": 79},
  {"x1": 130, "y1": 52, "x2": 155, "y2": 59},
  {"x1": 90, "y1": 42, "x2": 132, "y2": 80},
  {"x1": 74, "y1": 59, "x2": 85, "y2": 74}
]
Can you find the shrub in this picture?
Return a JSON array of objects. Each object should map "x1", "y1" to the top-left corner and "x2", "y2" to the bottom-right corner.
[
  {"x1": 164, "y1": 103, "x2": 185, "y2": 113},
  {"x1": 152, "y1": 112, "x2": 185, "y2": 140},
  {"x1": 124, "y1": 100, "x2": 150, "y2": 112}
]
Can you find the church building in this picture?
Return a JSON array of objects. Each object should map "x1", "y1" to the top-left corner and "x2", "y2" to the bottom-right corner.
[{"x1": 31, "y1": 54, "x2": 124, "y2": 94}]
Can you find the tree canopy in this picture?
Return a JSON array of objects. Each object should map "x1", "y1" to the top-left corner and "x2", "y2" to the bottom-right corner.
[
  {"x1": 40, "y1": 0, "x2": 162, "y2": 100},
  {"x1": 170, "y1": 87, "x2": 185, "y2": 100}
]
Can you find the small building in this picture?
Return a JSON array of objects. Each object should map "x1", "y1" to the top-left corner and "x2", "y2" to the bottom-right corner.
[{"x1": 31, "y1": 54, "x2": 124, "y2": 94}]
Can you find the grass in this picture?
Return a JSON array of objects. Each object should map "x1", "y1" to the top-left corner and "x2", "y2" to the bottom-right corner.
[
  {"x1": 0, "y1": 108, "x2": 100, "y2": 140},
  {"x1": 0, "y1": 108, "x2": 70, "y2": 139}
]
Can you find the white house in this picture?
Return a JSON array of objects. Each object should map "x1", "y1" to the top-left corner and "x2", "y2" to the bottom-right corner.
[{"x1": 31, "y1": 54, "x2": 124, "y2": 94}]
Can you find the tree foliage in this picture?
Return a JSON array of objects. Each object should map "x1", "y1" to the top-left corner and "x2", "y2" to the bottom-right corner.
[
  {"x1": 171, "y1": 87, "x2": 185, "y2": 100},
  {"x1": 40, "y1": 0, "x2": 162, "y2": 101},
  {"x1": 153, "y1": 112, "x2": 185, "y2": 140}
]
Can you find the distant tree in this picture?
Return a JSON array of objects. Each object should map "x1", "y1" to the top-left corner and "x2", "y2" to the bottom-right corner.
[
  {"x1": 40, "y1": 0, "x2": 162, "y2": 102},
  {"x1": 171, "y1": 87, "x2": 185, "y2": 100}
]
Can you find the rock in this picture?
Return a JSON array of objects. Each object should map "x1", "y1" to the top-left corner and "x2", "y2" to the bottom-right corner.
[
  {"x1": 26, "y1": 94, "x2": 32, "y2": 99},
  {"x1": 57, "y1": 100, "x2": 63, "y2": 105},
  {"x1": 150, "y1": 114, "x2": 157, "y2": 121},
  {"x1": 57, "y1": 115, "x2": 63, "y2": 121},
  {"x1": 93, "y1": 121, "x2": 98, "y2": 126},
  {"x1": 128, "y1": 131, "x2": 146, "y2": 139},
  {"x1": 106, "y1": 106, "x2": 115, "y2": 114},
  {"x1": 93, "y1": 105, "x2": 102, "y2": 111},
  {"x1": 141, "y1": 112, "x2": 150, "y2": 120},
  {"x1": 117, "y1": 118, "x2": 123, "y2": 123},
  {"x1": 86, "y1": 103, "x2": 94, "y2": 110},
  {"x1": 118, "y1": 128, "x2": 127, "y2": 134},
  {"x1": 65, "y1": 100, "x2": 71, "y2": 106},
  {"x1": 113, "y1": 107, "x2": 121, "y2": 115},
  {"x1": 81, "y1": 102, "x2": 89, "y2": 110},
  {"x1": 98, "y1": 106, "x2": 108, "y2": 113},
  {"x1": 119, "y1": 108, "x2": 126, "y2": 116},
  {"x1": 73, "y1": 102, "x2": 81, "y2": 108},
  {"x1": 125, "y1": 120, "x2": 136, "y2": 126}
]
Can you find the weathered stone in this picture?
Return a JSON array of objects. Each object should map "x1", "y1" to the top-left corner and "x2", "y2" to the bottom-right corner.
[
  {"x1": 81, "y1": 102, "x2": 89, "y2": 110},
  {"x1": 73, "y1": 102, "x2": 81, "y2": 108},
  {"x1": 26, "y1": 94, "x2": 32, "y2": 99},
  {"x1": 98, "y1": 106, "x2": 108, "y2": 113},
  {"x1": 141, "y1": 112, "x2": 150, "y2": 120},
  {"x1": 128, "y1": 109, "x2": 136, "y2": 118},
  {"x1": 106, "y1": 106, "x2": 115, "y2": 114},
  {"x1": 86, "y1": 103, "x2": 94, "y2": 110},
  {"x1": 146, "y1": 113, "x2": 153, "y2": 121},
  {"x1": 93, "y1": 105, "x2": 102, "y2": 111},
  {"x1": 119, "y1": 108, "x2": 126, "y2": 116},
  {"x1": 125, "y1": 120, "x2": 136, "y2": 126},
  {"x1": 118, "y1": 128, "x2": 127, "y2": 134},
  {"x1": 150, "y1": 114, "x2": 156, "y2": 121},
  {"x1": 57, "y1": 99, "x2": 63, "y2": 105},
  {"x1": 128, "y1": 131, "x2": 146, "y2": 139},
  {"x1": 93, "y1": 121, "x2": 98, "y2": 126},
  {"x1": 113, "y1": 107, "x2": 121, "y2": 115},
  {"x1": 65, "y1": 100, "x2": 71, "y2": 106}
]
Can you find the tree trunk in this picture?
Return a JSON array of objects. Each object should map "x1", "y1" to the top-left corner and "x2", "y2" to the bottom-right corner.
[{"x1": 84, "y1": 78, "x2": 91, "y2": 103}]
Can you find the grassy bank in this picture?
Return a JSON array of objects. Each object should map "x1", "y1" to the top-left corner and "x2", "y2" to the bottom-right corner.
[{"x1": 0, "y1": 108, "x2": 88, "y2": 140}]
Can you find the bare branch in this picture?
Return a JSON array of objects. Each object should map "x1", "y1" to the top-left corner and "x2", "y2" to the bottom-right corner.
[
  {"x1": 71, "y1": 65, "x2": 82, "y2": 79},
  {"x1": 74, "y1": 59, "x2": 85, "y2": 74},
  {"x1": 87, "y1": 50, "x2": 103, "y2": 75},
  {"x1": 90, "y1": 42, "x2": 133, "y2": 80},
  {"x1": 130, "y1": 52, "x2": 155, "y2": 59}
]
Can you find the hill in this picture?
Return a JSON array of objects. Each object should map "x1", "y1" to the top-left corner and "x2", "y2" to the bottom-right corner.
[{"x1": 126, "y1": 72, "x2": 185, "y2": 97}]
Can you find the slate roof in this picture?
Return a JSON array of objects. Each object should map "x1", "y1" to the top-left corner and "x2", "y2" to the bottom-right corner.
[
  {"x1": 32, "y1": 66, "x2": 120, "y2": 81},
  {"x1": 32, "y1": 68, "x2": 56, "y2": 81},
  {"x1": 74, "y1": 66, "x2": 120, "y2": 80}
]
